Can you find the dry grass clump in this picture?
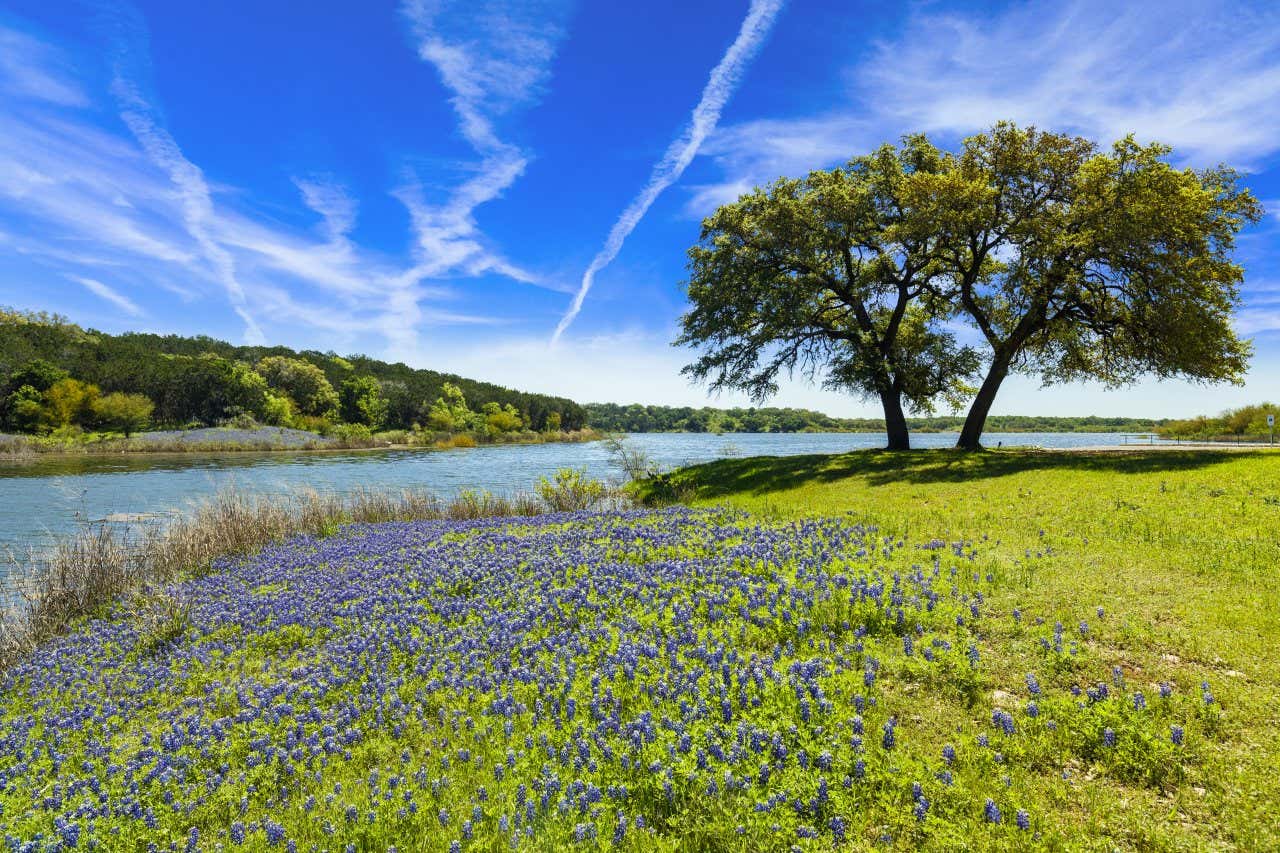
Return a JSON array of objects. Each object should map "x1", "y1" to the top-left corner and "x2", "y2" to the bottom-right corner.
[{"x1": 0, "y1": 435, "x2": 37, "y2": 460}]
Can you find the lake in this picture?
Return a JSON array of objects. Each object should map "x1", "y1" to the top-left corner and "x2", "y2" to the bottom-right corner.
[{"x1": 0, "y1": 432, "x2": 1156, "y2": 569}]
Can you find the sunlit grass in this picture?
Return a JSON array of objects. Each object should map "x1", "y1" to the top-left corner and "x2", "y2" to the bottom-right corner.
[{"x1": 638, "y1": 448, "x2": 1280, "y2": 848}]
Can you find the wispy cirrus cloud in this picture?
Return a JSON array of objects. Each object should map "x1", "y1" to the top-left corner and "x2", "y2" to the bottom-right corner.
[
  {"x1": 398, "y1": 0, "x2": 571, "y2": 288},
  {"x1": 93, "y1": 1, "x2": 266, "y2": 343},
  {"x1": 0, "y1": 25, "x2": 88, "y2": 106},
  {"x1": 695, "y1": 0, "x2": 1280, "y2": 214},
  {"x1": 0, "y1": 8, "x2": 542, "y2": 349},
  {"x1": 552, "y1": 0, "x2": 786, "y2": 343},
  {"x1": 112, "y1": 76, "x2": 266, "y2": 343},
  {"x1": 70, "y1": 275, "x2": 143, "y2": 316}
]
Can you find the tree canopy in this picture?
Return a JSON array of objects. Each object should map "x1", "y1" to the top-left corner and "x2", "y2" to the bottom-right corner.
[
  {"x1": 676, "y1": 136, "x2": 978, "y2": 449},
  {"x1": 677, "y1": 123, "x2": 1260, "y2": 449},
  {"x1": 913, "y1": 123, "x2": 1259, "y2": 449},
  {"x1": 0, "y1": 309, "x2": 586, "y2": 434}
]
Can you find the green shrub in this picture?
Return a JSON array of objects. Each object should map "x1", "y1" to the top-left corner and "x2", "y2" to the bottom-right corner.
[
  {"x1": 92, "y1": 392, "x2": 154, "y2": 436},
  {"x1": 330, "y1": 422, "x2": 373, "y2": 441},
  {"x1": 537, "y1": 467, "x2": 607, "y2": 512}
]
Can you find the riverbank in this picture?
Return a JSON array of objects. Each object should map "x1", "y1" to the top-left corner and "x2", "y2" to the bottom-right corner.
[
  {"x1": 0, "y1": 449, "x2": 1276, "y2": 847},
  {"x1": 0, "y1": 425, "x2": 602, "y2": 458}
]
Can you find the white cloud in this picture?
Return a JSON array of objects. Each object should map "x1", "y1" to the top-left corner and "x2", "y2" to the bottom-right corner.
[
  {"x1": 0, "y1": 12, "x2": 539, "y2": 350},
  {"x1": 415, "y1": 326, "x2": 889, "y2": 415},
  {"x1": 294, "y1": 177, "x2": 358, "y2": 246},
  {"x1": 396, "y1": 0, "x2": 573, "y2": 349},
  {"x1": 0, "y1": 111, "x2": 197, "y2": 264},
  {"x1": 695, "y1": 0, "x2": 1280, "y2": 213},
  {"x1": 552, "y1": 0, "x2": 786, "y2": 342},
  {"x1": 0, "y1": 25, "x2": 88, "y2": 106},
  {"x1": 1236, "y1": 308, "x2": 1280, "y2": 336},
  {"x1": 688, "y1": 112, "x2": 874, "y2": 212},
  {"x1": 111, "y1": 76, "x2": 266, "y2": 344},
  {"x1": 427, "y1": 326, "x2": 1277, "y2": 418},
  {"x1": 861, "y1": 0, "x2": 1280, "y2": 163},
  {"x1": 70, "y1": 275, "x2": 143, "y2": 316}
]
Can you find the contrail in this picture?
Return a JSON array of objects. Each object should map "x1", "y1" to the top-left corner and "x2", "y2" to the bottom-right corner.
[{"x1": 552, "y1": 0, "x2": 785, "y2": 344}]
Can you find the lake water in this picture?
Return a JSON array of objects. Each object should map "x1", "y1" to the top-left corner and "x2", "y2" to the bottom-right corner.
[{"x1": 0, "y1": 432, "x2": 1155, "y2": 568}]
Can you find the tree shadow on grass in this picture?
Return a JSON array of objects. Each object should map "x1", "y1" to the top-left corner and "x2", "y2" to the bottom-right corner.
[{"x1": 671, "y1": 448, "x2": 1265, "y2": 499}]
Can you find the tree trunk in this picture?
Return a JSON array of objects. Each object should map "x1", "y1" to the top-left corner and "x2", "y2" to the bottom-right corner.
[
  {"x1": 880, "y1": 388, "x2": 911, "y2": 450},
  {"x1": 957, "y1": 352, "x2": 1012, "y2": 451}
]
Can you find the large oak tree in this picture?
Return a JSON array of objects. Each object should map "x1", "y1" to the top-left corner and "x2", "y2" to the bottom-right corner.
[
  {"x1": 678, "y1": 123, "x2": 1260, "y2": 451},
  {"x1": 911, "y1": 123, "x2": 1259, "y2": 449},
  {"x1": 676, "y1": 138, "x2": 978, "y2": 450}
]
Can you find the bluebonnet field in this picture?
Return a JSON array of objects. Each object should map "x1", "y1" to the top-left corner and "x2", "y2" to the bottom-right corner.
[{"x1": 0, "y1": 506, "x2": 1217, "y2": 850}]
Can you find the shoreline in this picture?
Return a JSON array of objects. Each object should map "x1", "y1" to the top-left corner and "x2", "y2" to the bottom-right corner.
[
  {"x1": 0, "y1": 428, "x2": 604, "y2": 459},
  {"x1": 4, "y1": 431, "x2": 1276, "y2": 462}
]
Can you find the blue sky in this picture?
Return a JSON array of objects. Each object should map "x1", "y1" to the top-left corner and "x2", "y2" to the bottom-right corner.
[{"x1": 2, "y1": 0, "x2": 1280, "y2": 417}]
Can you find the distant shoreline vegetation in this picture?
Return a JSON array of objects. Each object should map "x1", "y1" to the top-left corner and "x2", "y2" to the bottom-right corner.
[
  {"x1": 0, "y1": 308, "x2": 588, "y2": 453},
  {"x1": 0, "y1": 424, "x2": 601, "y2": 458},
  {"x1": 583, "y1": 403, "x2": 1165, "y2": 435},
  {"x1": 1155, "y1": 402, "x2": 1279, "y2": 443}
]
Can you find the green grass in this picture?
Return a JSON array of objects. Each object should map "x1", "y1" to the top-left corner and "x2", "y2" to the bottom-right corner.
[{"x1": 636, "y1": 448, "x2": 1280, "y2": 848}]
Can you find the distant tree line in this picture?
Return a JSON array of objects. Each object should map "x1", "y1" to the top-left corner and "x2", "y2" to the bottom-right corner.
[
  {"x1": 583, "y1": 403, "x2": 1162, "y2": 434},
  {"x1": 1157, "y1": 403, "x2": 1279, "y2": 441},
  {"x1": 0, "y1": 309, "x2": 585, "y2": 436}
]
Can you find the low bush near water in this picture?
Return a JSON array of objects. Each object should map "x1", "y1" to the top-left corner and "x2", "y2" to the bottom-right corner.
[{"x1": 0, "y1": 508, "x2": 1218, "y2": 850}]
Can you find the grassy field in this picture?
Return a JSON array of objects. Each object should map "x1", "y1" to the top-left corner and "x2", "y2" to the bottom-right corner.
[
  {"x1": 0, "y1": 450, "x2": 1276, "y2": 851},
  {"x1": 638, "y1": 449, "x2": 1280, "y2": 849}
]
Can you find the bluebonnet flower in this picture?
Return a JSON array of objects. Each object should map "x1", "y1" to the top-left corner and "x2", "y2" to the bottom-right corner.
[
  {"x1": 1016, "y1": 809, "x2": 1031, "y2": 830},
  {"x1": 984, "y1": 799, "x2": 1002, "y2": 823},
  {"x1": 1103, "y1": 728, "x2": 1116, "y2": 748},
  {"x1": 1171, "y1": 725, "x2": 1184, "y2": 746},
  {"x1": 0, "y1": 507, "x2": 1146, "y2": 848},
  {"x1": 613, "y1": 815, "x2": 628, "y2": 844},
  {"x1": 264, "y1": 820, "x2": 285, "y2": 846}
]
